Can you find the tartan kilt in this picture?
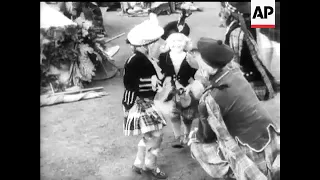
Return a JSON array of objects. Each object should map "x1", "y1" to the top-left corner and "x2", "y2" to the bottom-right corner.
[
  {"x1": 123, "y1": 98, "x2": 167, "y2": 136},
  {"x1": 175, "y1": 102, "x2": 199, "y2": 123},
  {"x1": 175, "y1": 96, "x2": 199, "y2": 122},
  {"x1": 190, "y1": 140, "x2": 230, "y2": 178},
  {"x1": 190, "y1": 125, "x2": 280, "y2": 179},
  {"x1": 250, "y1": 81, "x2": 268, "y2": 101}
]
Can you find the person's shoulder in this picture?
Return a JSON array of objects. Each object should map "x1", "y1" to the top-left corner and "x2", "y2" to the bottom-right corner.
[
  {"x1": 126, "y1": 52, "x2": 147, "y2": 65},
  {"x1": 134, "y1": 51, "x2": 148, "y2": 58},
  {"x1": 125, "y1": 54, "x2": 142, "y2": 70},
  {"x1": 125, "y1": 53, "x2": 137, "y2": 65}
]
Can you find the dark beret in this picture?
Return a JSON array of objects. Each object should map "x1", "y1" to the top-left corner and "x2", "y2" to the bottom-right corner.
[{"x1": 197, "y1": 37, "x2": 234, "y2": 68}]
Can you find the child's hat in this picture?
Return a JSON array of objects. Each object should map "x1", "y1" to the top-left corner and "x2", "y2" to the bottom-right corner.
[{"x1": 127, "y1": 13, "x2": 164, "y2": 46}]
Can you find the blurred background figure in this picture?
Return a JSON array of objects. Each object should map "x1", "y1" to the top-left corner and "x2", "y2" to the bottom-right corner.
[
  {"x1": 57, "y1": 2, "x2": 106, "y2": 36},
  {"x1": 120, "y1": 2, "x2": 148, "y2": 15},
  {"x1": 219, "y1": 2, "x2": 279, "y2": 101},
  {"x1": 161, "y1": 9, "x2": 192, "y2": 40},
  {"x1": 256, "y1": 2, "x2": 280, "y2": 81},
  {"x1": 179, "y1": 2, "x2": 202, "y2": 12},
  {"x1": 119, "y1": 2, "x2": 202, "y2": 16}
]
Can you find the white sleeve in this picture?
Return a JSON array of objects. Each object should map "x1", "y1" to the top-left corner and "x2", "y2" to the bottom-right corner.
[{"x1": 229, "y1": 27, "x2": 244, "y2": 64}]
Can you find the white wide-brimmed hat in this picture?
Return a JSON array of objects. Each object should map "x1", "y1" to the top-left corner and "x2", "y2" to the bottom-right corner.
[{"x1": 127, "y1": 13, "x2": 164, "y2": 46}]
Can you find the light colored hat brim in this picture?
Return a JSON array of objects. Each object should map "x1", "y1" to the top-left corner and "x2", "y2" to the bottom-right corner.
[{"x1": 127, "y1": 19, "x2": 164, "y2": 46}]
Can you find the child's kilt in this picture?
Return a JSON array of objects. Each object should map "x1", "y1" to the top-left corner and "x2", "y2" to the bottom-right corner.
[
  {"x1": 123, "y1": 97, "x2": 167, "y2": 136},
  {"x1": 173, "y1": 91, "x2": 200, "y2": 122},
  {"x1": 174, "y1": 99, "x2": 199, "y2": 122}
]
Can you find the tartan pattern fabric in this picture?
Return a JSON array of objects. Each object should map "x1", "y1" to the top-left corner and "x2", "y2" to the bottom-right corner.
[
  {"x1": 242, "y1": 28, "x2": 275, "y2": 100},
  {"x1": 228, "y1": 26, "x2": 276, "y2": 100},
  {"x1": 190, "y1": 141, "x2": 231, "y2": 178},
  {"x1": 123, "y1": 98, "x2": 166, "y2": 136},
  {"x1": 180, "y1": 105, "x2": 198, "y2": 121},
  {"x1": 225, "y1": 2, "x2": 237, "y2": 13},
  {"x1": 190, "y1": 89, "x2": 280, "y2": 180},
  {"x1": 170, "y1": 81, "x2": 200, "y2": 121},
  {"x1": 250, "y1": 81, "x2": 268, "y2": 101},
  {"x1": 174, "y1": 98, "x2": 199, "y2": 121},
  {"x1": 229, "y1": 26, "x2": 244, "y2": 64},
  {"x1": 169, "y1": 92, "x2": 199, "y2": 138}
]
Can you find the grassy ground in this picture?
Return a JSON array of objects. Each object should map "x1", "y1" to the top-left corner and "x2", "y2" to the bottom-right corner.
[{"x1": 40, "y1": 3, "x2": 280, "y2": 180}]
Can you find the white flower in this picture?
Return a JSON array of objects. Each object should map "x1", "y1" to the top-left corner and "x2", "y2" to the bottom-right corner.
[
  {"x1": 74, "y1": 17, "x2": 86, "y2": 26},
  {"x1": 82, "y1": 29, "x2": 88, "y2": 37},
  {"x1": 82, "y1": 20, "x2": 93, "y2": 30}
]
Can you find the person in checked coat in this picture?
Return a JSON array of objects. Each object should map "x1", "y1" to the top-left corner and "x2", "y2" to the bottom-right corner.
[{"x1": 188, "y1": 38, "x2": 280, "y2": 180}]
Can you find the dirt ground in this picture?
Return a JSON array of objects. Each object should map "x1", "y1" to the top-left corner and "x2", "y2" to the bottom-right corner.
[{"x1": 40, "y1": 3, "x2": 280, "y2": 180}]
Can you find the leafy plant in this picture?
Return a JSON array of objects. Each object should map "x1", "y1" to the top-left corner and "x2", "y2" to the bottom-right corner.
[{"x1": 40, "y1": 16, "x2": 107, "y2": 94}]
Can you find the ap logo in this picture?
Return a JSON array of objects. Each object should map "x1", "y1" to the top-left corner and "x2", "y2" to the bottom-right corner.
[{"x1": 251, "y1": 0, "x2": 276, "y2": 28}]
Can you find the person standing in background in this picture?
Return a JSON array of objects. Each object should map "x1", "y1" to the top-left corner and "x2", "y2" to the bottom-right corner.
[
  {"x1": 256, "y1": 2, "x2": 280, "y2": 82},
  {"x1": 219, "y1": 2, "x2": 279, "y2": 101}
]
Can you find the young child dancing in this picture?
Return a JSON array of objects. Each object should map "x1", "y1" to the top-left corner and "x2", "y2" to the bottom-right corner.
[{"x1": 158, "y1": 32, "x2": 198, "y2": 148}]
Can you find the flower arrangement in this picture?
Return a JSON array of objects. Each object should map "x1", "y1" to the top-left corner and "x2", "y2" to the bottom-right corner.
[{"x1": 40, "y1": 4, "x2": 109, "y2": 94}]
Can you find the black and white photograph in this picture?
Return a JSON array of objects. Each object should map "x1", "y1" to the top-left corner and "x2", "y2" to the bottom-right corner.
[{"x1": 40, "y1": 2, "x2": 280, "y2": 180}]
